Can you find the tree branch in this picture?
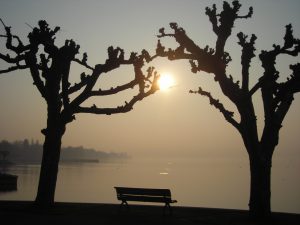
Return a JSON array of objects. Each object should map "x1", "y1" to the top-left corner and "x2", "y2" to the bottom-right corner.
[
  {"x1": 90, "y1": 80, "x2": 137, "y2": 96},
  {"x1": 190, "y1": 87, "x2": 240, "y2": 130},
  {"x1": 60, "y1": 39, "x2": 81, "y2": 114},
  {"x1": 25, "y1": 52, "x2": 46, "y2": 98},
  {"x1": 68, "y1": 47, "x2": 159, "y2": 118},
  {"x1": 0, "y1": 19, "x2": 29, "y2": 54},
  {"x1": 73, "y1": 58, "x2": 94, "y2": 71},
  {"x1": 259, "y1": 24, "x2": 300, "y2": 122},
  {"x1": 273, "y1": 63, "x2": 300, "y2": 112},
  {"x1": 156, "y1": 24, "x2": 222, "y2": 74},
  {"x1": 60, "y1": 76, "x2": 88, "y2": 97},
  {"x1": 0, "y1": 52, "x2": 26, "y2": 64},
  {"x1": 0, "y1": 64, "x2": 28, "y2": 74},
  {"x1": 75, "y1": 79, "x2": 159, "y2": 115},
  {"x1": 69, "y1": 47, "x2": 136, "y2": 109},
  {"x1": 156, "y1": 21, "x2": 243, "y2": 107},
  {"x1": 249, "y1": 77, "x2": 264, "y2": 96},
  {"x1": 205, "y1": 4, "x2": 218, "y2": 35},
  {"x1": 237, "y1": 32, "x2": 257, "y2": 92},
  {"x1": 205, "y1": 1, "x2": 253, "y2": 57}
]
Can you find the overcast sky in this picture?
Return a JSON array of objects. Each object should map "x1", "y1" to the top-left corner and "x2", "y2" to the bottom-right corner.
[{"x1": 0, "y1": 0, "x2": 300, "y2": 161}]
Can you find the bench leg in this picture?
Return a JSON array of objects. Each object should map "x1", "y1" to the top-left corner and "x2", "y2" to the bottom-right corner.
[
  {"x1": 118, "y1": 200, "x2": 129, "y2": 213},
  {"x1": 164, "y1": 203, "x2": 172, "y2": 216}
]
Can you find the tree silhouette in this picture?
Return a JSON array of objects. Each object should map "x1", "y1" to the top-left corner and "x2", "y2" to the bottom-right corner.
[
  {"x1": 0, "y1": 19, "x2": 159, "y2": 206},
  {"x1": 156, "y1": 1, "x2": 300, "y2": 219}
]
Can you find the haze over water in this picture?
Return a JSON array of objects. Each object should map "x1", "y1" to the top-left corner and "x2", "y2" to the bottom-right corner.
[{"x1": 1, "y1": 154, "x2": 299, "y2": 214}]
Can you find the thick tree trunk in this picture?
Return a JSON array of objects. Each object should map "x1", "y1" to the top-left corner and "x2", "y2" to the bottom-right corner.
[
  {"x1": 35, "y1": 87, "x2": 66, "y2": 206},
  {"x1": 35, "y1": 123, "x2": 65, "y2": 206},
  {"x1": 248, "y1": 154, "x2": 272, "y2": 219}
]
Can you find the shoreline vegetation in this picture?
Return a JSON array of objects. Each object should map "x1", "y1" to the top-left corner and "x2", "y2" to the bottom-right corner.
[
  {"x1": 0, "y1": 201, "x2": 299, "y2": 225},
  {"x1": 0, "y1": 139, "x2": 128, "y2": 165}
]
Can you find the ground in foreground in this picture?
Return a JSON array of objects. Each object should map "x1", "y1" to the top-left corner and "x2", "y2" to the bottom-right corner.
[{"x1": 0, "y1": 201, "x2": 299, "y2": 225}]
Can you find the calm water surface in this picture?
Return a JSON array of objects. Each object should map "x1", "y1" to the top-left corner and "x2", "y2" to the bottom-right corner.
[{"x1": 0, "y1": 157, "x2": 299, "y2": 214}]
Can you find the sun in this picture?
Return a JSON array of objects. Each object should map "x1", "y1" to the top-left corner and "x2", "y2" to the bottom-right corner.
[{"x1": 158, "y1": 73, "x2": 175, "y2": 91}]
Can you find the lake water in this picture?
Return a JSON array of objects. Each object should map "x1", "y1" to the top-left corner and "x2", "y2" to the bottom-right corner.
[{"x1": 0, "y1": 157, "x2": 299, "y2": 214}]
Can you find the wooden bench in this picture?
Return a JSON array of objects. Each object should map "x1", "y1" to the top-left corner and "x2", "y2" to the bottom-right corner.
[{"x1": 114, "y1": 187, "x2": 177, "y2": 214}]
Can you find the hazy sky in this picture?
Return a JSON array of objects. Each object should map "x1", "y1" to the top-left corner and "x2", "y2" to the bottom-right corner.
[{"x1": 1, "y1": 0, "x2": 300, "y2": 161}]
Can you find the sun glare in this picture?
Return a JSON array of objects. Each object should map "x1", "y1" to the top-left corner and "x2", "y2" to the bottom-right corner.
[{"x1": 158, "y1": 73, "x2": 175, "y2": 91}]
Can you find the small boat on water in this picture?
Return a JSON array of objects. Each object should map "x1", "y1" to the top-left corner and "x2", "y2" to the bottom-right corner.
[{"x1": 0, "y1": 173, "x2": 18, "y2": 191}]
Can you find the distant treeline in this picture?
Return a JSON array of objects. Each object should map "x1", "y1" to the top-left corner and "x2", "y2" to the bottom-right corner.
[{"x1": 0, "y1": 139, "x2": 128, "y2": 164}]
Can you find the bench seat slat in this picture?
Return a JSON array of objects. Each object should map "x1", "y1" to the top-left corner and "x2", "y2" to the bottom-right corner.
[
  {"x1": 118, "y1": 195, "x2": 172, "y2": 203},
  {"x1": 115, "y1": 187, "x2": 171, "y2": 196}
]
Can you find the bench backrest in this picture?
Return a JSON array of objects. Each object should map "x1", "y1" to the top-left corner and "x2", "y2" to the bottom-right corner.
[{"x1": 115, "y1": 187, "x2": 172, "y2": 203}]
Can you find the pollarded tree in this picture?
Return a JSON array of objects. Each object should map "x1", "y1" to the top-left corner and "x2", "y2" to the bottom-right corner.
[
  {"x1": 155, "y1": 1, "x2": 300, "y2": 218},
  {"x1": 0, "y1": 19, "x2": 159, "y2": 206}
]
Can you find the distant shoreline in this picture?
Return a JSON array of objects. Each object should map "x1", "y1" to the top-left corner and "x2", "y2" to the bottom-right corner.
[
  {"x1": 1, "y1": 158, "x2": 127, "y2": 166},
  {"x1": 60, "y1": 159, "x2": 100, "y2": 163},
  {"x1": 0, "y1": 139, "x2": 129, "y2": 165}
]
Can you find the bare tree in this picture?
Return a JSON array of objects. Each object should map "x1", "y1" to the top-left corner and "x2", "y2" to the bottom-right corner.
[
  {"x1": 0, "y1": 19, "x2": 159, "y2": 206},
  {"x1": 155, "y1": 1, "x2": 300, "y2": 218}
]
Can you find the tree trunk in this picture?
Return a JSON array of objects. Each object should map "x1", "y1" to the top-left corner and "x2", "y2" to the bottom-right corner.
[
  {"x1": 35, "y1": 124, "x2": 65, "y2": 206},
  {"x1": 248, "y1": 153, "x2": 272, "y2": 219},
  {"x1": 35, "y1": 95, "x2": 65, "y2": 206}
]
